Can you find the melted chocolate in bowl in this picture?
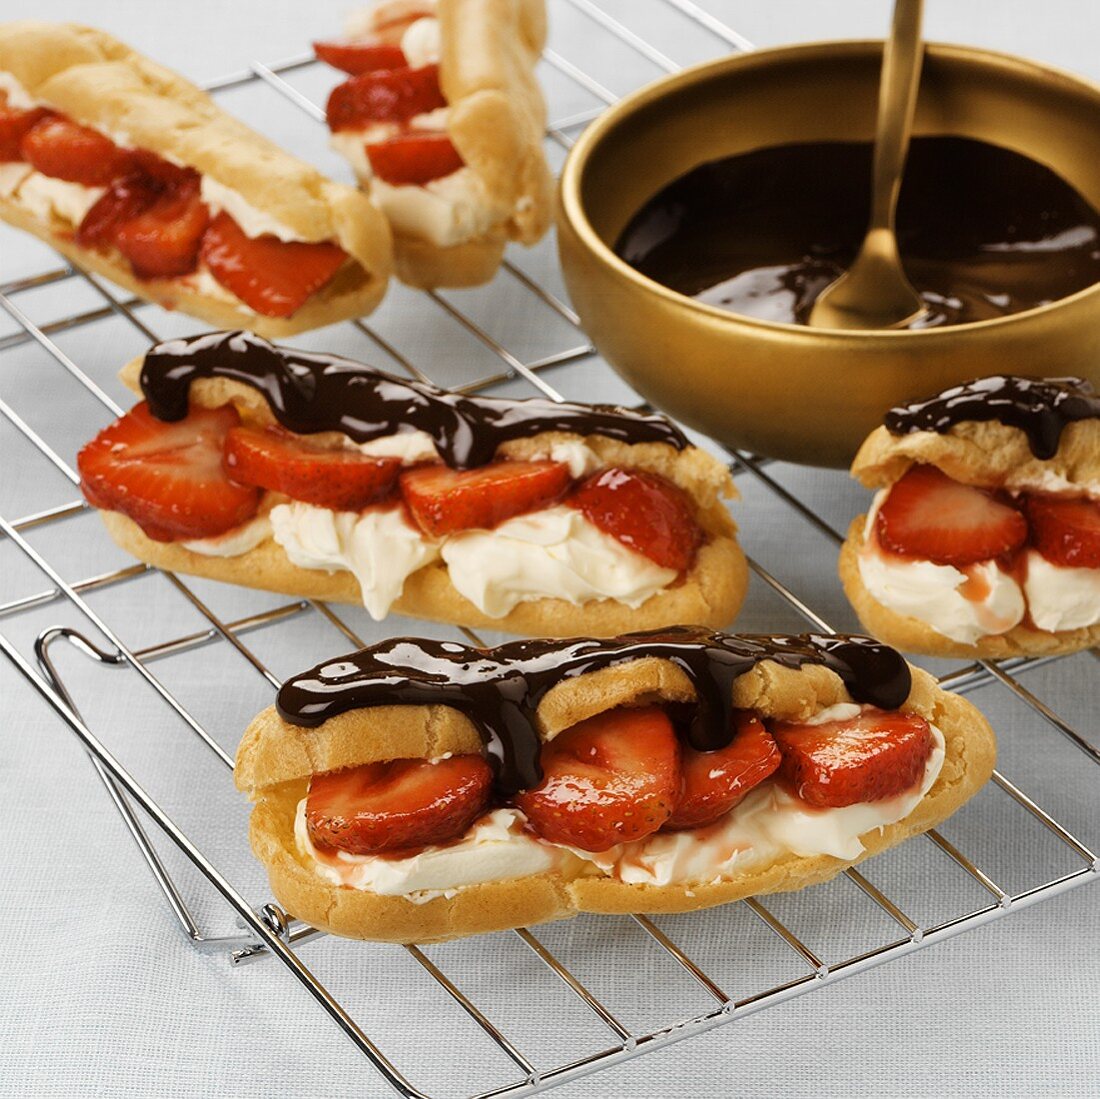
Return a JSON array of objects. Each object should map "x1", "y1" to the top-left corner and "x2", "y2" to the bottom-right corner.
[{"x1": 615, "y1": 137, "x2": 1100, "y2": 329}]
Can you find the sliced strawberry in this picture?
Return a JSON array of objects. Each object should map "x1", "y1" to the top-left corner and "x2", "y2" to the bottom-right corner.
[
  {"x1": 115, "y1": 177, "x2": 208, "y2": 278},
  {"x1": 666, "y1": 711, "x2": 781, "y2": 830},
  {"x1": 1023, "y1": 493, "x2": 1100, "y2": 569},
  {"x1": 400, "y1": 459, "x2": 571, "y2": 537},
  {"x1": 367, "y1": 132, "x2": 464, "y2": 185},
  {"x1": 772, "y1": 708, "x2": 933, "y2": 809},
  {"x1": 224, "y1": 426, "x2": 401, "y2": 510},
  {"x1": 77, "y1": 402, "x2": 260, "y2": 542},
  {"x1": 306, "y1": 754, "x2": 492, "y2": 855},
  {"x1": 200, "y1": 211, "x2": 348, "y2": 318},
  {"x1": 314, "y1": 40, "x2": 408, "y2": 74},
  {"x1": 21, "y1": 115, "x2": 133, "y2": 185},
  {"x1": 876, "y1": 464, "x2": 1028, "y2": 566},
  {"x1": 514, "y1": 707, "x2": 681, "y2": 852},
  {"x1": 326, "y1": 64, "x2": 446, "y2": 130},
  {"x1": 568, "y1": 467, "x2": 702, "y2": 571},
  {"x1": 127, "y1": 148, "x2": 198, "y2": 189},
  {"x1": 0, "y1": 105, "x2": 52, "y2": 161},
  {"x1": 76, "y1": 171, "x2": 162, "y2": 247}
]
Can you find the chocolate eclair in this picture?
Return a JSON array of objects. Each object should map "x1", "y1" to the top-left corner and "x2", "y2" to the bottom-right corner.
[
  {"x1": 841, "y1": 375, "x2": 1100, "y2": 657},
  {"x1": 77, "y1": 331, "x2": 747, "y2": 635},
  {"x1": 235, "y1": 627, "x2": 996, "y2": 944}
]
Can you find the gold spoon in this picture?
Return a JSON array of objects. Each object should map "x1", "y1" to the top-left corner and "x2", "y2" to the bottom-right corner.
[{"x1": 809, "y1": 0, "x2": 926, "y2": 330}]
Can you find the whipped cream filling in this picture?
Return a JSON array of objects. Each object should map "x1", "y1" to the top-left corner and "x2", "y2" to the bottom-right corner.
[
  {"x1": 295, "y1": 805, "x2": 559, "y2": 902},
  {"x1": 441, "y1": 505, "x2": 677, "y2": 617},
  {"x1": 0, "y1": 162, "x2": 31, "y2": 198},
  {"x1": 294, "y1": 707, "x2": 944, "y2": 899},
  {"x1": 0, "y1": 71, "x2": 35, "y2": 109},
  {"x1": 182, "y1": 515, "x2": 272, "y2": 557},
  {"x1": 575, "y1": 723, "x2": 945, "y2": 886},
  {"x1": 860, "y1": 485, "x2": 1100, "y2": 640},
  {"x1": 199, "y1": 176, "x2": 305, "y2": 242},
  {"x1": 270, "y1": 501, "x2": 441, "y2": 620},
  {"x1": 1004, "y1": 468, "x2": 1100, "y2": 500},
  {"x1": 355, "y1": 428, "x2": 441, "y2": 464},
  {"x1": 1023, "y1": 551, "x2": 1100, "y2": 632},
  {"x1": 371, "y1": 168, "x2": 501, "y2": 248},
  {"x1": 401, "y1": 16, "x2": 441, "y2": 67},
  {"x1": 858, "y1": 490, "x2": 1026, "y2": 644},
  {"x1": 11, "y1": 173, "x2": 105, "y2": 226}
]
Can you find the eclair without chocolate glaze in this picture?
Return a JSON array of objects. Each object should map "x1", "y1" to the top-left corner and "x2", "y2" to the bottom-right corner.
[
  {"x1": 235, "y1": 629, "x2": 996, "y2": 944},
  {"x1": 321, "y1": 0, "x2": 553, "y2": 288},
  {"x1": 0, "y1": 22, "x2": 391, "y2": 336}
]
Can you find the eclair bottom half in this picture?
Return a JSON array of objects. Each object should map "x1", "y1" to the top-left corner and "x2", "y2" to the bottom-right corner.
[
  {"x1": 237, "y1": 654, "x2": 995, "y2": 945},
  {"x1": 98, "y1": 510, "x2": 748, "y2": 638}
]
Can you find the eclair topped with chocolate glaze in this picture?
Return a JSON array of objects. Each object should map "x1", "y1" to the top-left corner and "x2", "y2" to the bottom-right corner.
[
  {"x1": 885, "y1": 375, "x2": 1100, "y2": 460},
  {"x1": 140, "y1": 330, "x2": 689, "y2": 469},
  {"x1": 276, "y1": 627, "x2": 912, "y2": 795}
]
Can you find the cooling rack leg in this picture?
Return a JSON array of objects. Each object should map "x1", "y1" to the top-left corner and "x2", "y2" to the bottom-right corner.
[{"x1": 3, "y1": 632, "x2": 433, "y2": 1099}]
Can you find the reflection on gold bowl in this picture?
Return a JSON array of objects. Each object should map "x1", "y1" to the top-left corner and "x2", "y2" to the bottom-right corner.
[{"x1": 557, "y1": 42, "x2": 1100, "y2": 467}]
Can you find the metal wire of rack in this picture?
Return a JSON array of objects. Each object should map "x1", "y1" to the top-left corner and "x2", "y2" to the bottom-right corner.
[{"x1": 1, "y1": 2, "x2": 1097, "y2": 1096}]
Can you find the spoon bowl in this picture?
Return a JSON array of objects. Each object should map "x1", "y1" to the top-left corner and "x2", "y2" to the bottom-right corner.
[{"x1": 809, "y1": 228, "x2": 925, "y2": 330}]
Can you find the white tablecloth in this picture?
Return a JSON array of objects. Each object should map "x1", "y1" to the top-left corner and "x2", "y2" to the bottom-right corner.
[{"x1": 2, "y1": 2, "x2": 1098, "y2": 1097}]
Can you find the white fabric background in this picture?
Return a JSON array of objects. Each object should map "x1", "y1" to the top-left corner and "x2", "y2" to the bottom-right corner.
[{"x1": 1, "y1": 2, "x2": 1098, "y2": 1097}]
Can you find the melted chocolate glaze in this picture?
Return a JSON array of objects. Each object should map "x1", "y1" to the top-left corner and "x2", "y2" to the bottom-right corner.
[
  {"x1": 140, "y1": 330, "x2": 688, "y2": 469},
  {"x1": 275, "y1": 627, "x2": 912, "y2": 795},
  {"x1": 615, "y1": 137, "x2": 1100, "y2": 329},
  {"x1": 884, "y1": 375, "x2": 1100, "y2": 459}
]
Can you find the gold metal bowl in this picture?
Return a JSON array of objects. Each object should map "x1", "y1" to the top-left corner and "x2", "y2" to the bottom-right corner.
[{"x1": 558, "y1": 42, "x2": 1100, "y2": 467}]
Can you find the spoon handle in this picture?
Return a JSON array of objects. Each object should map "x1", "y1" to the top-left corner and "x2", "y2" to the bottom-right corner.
[{"x1": 869, "y1": 0, "x2": 924, "y2": 232}]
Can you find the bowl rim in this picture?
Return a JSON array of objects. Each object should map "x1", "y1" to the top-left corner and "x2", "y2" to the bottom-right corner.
[{"x1": 558, "y1": 38, "x2": 1100, "y2": 340}]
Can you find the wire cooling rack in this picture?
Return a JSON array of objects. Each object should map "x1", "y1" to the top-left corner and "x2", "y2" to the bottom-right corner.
[{"x1": 2, "y1": 2, "x2": 1098, "y2": 1096}]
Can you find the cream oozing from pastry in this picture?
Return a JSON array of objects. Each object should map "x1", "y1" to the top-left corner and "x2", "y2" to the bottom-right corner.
[
  {"x1": 859, "y1": 484, "x2": 1100, "y2": 640},
  {"x1": 296, "y1": 806, "x2": 561, "y2": 902},
  {"x1": 293, "y1": 705, "x2": 945, "y2": 898},
  {"x1": 401, "y1": 16, "x2": 441, "y2": 67},
  {"x1": 0, "y1": 70, "x2": 35, "y2": 109},
  {"x1": 270, "y1": 501, "x2": 442, "y2": 620},
  {"x1": 199, "y1": 177, "x2": 306, "y2": 242},
  {"x1": 441, "y1": 506, "x2": 677, "y2": 617},
  {"x1": 13, "y1": 174, "x2": 105, "y2": 225},
  {"x1": 0, "y1": 162, "x2": 31, "y2": 197},
  {"x1": 858, "y1": 490, "x2": 1026, "y2": 644},
  {"x1": 1023, "y1": 552, "x2": 1100, "y2": 632}
]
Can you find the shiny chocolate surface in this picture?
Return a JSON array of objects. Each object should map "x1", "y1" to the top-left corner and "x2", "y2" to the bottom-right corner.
[
  {"x1": 616, "y1": 137, "x2": 1100, "y2": 330},
  {"x1": 141, "y1": 330, "x2": 688, "y2": 469},
  {"x1": 276, "y1": 627, "x2": 912, "y2": 795}
]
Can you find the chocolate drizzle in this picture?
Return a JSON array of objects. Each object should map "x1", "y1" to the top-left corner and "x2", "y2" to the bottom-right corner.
[
  {"x1": 275, "y1": 627, "x2": 912, "y2": 796},
  {"x1": 139, "y1": 330, "x2": 688, "y2": 469},
  {"x1": 884, "y1": 375, "x2": 1100, "y2": 459}
]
